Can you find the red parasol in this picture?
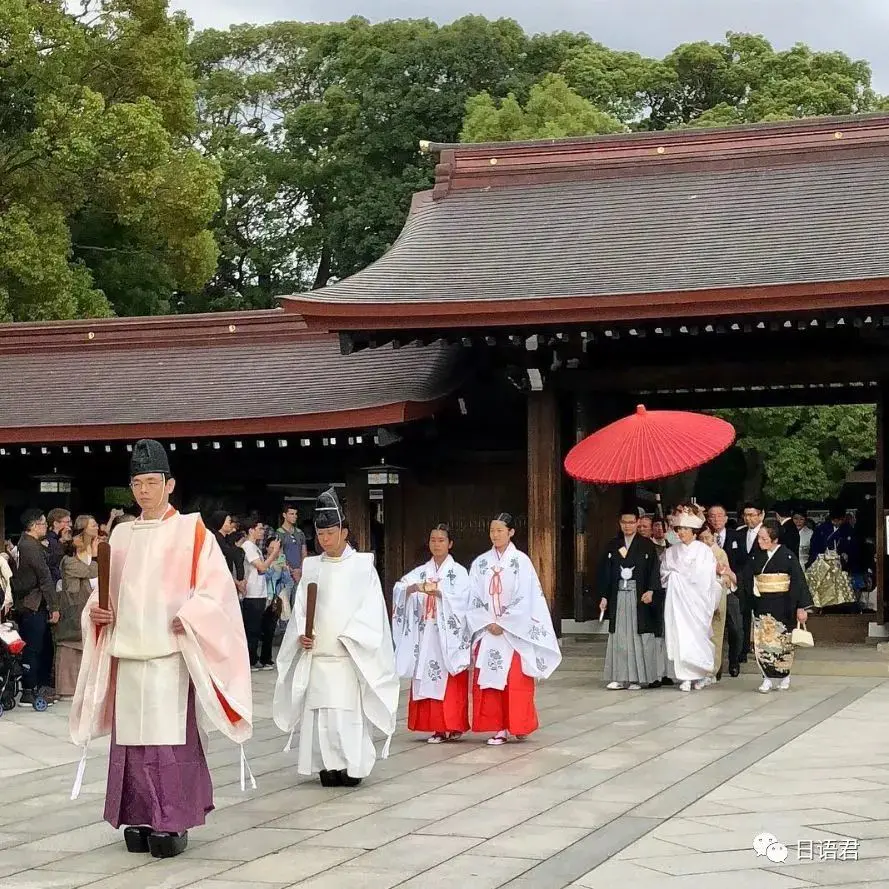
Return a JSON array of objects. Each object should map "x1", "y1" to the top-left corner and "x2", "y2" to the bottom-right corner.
[{"x1": 564, "y1": 405, "x2": 736, "y2": 484}]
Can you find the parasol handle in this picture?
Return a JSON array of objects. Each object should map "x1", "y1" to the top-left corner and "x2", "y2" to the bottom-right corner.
[
  {"x1": 305, "y1": 582, "x2": 318, "y2": 638},
  {"x1": 97, "y1": 540, "x2": 111, "y2": 611}
]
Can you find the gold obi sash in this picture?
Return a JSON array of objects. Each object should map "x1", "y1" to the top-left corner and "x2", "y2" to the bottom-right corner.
[{"x1": 754, "y1": 573, "x2": 791, "y2": 596}]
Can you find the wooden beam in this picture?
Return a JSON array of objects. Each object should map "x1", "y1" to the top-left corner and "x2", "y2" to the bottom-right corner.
[
  {"x1": 382, "y1": 482, "x2": 406, "y2": 618},
  {"x1": 572, "y1": 397, "x2": 589, "y2": 621},
  {"x1": 345, "y1": 471, "x2": 371, "y2": 555},
  {"x1": 877, "y1": 384, "x2": 887, "y2": 624},
  {"x1": 527, "y1": 391, "x2": 560, "y2": 609},
  {"x1": 556, "y1": 355, "x2": 889, "y2": 393}
]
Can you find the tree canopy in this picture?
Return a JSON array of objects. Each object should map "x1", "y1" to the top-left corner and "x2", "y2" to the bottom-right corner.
[
  {"x1": 0, "y1": 0, "x2": 220, "y2": 321},
  {"x1": 1, "y1": 14, "x2": 884, "y2": 320},
  {"x1": 714, "y1": 406, "x2": 877, "y2": 503}
]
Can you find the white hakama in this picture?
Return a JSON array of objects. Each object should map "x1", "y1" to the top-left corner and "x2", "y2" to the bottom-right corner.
[{"x1": 275, "y1": 546, "x2": 399, "y2": 779}]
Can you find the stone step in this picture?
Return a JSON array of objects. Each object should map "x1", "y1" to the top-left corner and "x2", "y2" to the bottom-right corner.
[{"x1": 557, "y1": 641, "x2": 889, "y2": 678}]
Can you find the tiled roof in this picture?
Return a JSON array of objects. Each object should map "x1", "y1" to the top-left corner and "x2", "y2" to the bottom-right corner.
[
  {"x1": 0, "y1": 322, "x2": 460, "y2": 442},
  {"x1": 286, "y1": 154, "x2": 889, "y2": 307}
]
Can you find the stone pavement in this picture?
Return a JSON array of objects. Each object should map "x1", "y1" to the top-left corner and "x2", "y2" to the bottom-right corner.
[{"x1": 1, "y1": 665, "x2": 889, "y2": 889}]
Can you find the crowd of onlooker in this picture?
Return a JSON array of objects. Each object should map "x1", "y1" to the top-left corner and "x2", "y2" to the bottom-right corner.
[{"x1": 0, "y1": 502, "x2": 311, "y2": 708}]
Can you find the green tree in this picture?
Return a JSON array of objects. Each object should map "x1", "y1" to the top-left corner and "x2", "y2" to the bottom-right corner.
[
  {"x1": 646, "y1": 33, "x2": 876, "y2": 129},
  {"x1": 461, "y1": 73, "x2": 624, "y2": 142},
  {"x1": 0, "y1": 0, "x2": 219, "y2": 321},
  {"x1": 187, "y1": 16, "x2": 537, "y2": 308},
  {"x1": 715, "y1": 406, "x2": 876, "y2": 501}
]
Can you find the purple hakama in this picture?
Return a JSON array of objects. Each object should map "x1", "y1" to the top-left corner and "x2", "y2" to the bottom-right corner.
[{"x1": 104, "y1": 687, "x2": 214, "y2": 833}]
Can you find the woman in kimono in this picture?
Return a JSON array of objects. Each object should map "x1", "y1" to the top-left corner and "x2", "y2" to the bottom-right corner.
[
  {"x1": 467, "y1": 513, "x2": 562, "y2": 746},
  {"x1": 393, "y1": 524, "x2": 471, "y2": 743},
  {"x1": 54, "y1": 516, "x2": 99, "y2": 698},
  {"x1": 741, "y1": 520, "x2": 812, "y2": 694},
  {"x1": 661, "y1": 505, "x2": 722, "y2": 692}
]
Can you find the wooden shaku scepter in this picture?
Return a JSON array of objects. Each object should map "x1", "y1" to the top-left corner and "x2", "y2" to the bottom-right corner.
[
  {"x1": 97, "y1": 539, "x2": 111, "y2": 611},
  {"x1": 305, "y1": 582, "x2": 318, "y2": 639}
]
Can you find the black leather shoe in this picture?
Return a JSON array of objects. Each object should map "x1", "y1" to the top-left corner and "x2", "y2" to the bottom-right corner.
[
  {"x1": 339, "y1": 771, "x2": 362, "y2": 787},
  {"x1": 729, "y1": 665, "x2": 740, "y2": 678},
  {"x1": 124, "y1": 826, "x2": 152, "y2": 853},
  {"x1": 661, "y1": 677, "x2": 674, "y2": 686},
  {"x1": 648, "y1": 680, "x2": 662, "y2": 689},
  {"x1": 148, "y1": 831, "x2": 188, "y2": 858},
  {"x1": 320, "y1": 770, "x2": 343, "y2": 787},
  {"x1": 716, "y1": 669, "x2": 723, "y2": 682}
]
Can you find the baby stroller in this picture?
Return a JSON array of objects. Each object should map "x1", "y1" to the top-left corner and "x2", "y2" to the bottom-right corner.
[{"x1": 0, "y1": 620, "x2": 48, "y2": 714}]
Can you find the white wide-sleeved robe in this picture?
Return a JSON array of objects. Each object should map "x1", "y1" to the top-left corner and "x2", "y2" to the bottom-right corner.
[
  {"x1": 69, "y1": 511, "x2": 253, "y2": 780},
  {"x1": 392, "y1": 555, "x2": 471, "y2": 701},
  {"x1": 661, "y1": 539, "x2": 722, "y2": 681},
  {"x1": 274, "y1": 546, "x2": 399, "y2": 778},
  {"x1": 466, "y1": 543, "x2": 562, "y2": 690}
]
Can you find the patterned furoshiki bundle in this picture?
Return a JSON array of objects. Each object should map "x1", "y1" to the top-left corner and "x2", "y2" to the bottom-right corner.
[{"x1": 805, "y1": 550, "x2": 855, "y2": 608}]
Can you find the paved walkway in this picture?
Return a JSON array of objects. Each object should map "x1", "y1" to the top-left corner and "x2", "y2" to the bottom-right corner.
[{"x1": 1, "y1": 666, "x2": 888, "y2": 888}]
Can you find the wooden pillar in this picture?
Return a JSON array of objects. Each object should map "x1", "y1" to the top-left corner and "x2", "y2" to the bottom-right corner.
[
  {"x1": 572, "y1": 397, "x2": 590, "y2": 620},
  {"x1": 382, "y1": 481, "x2": 406, "y2": 617},
  {"x1": 527, "y1": 390, "x2": 560, "y2": 609},
  {"x1": 345, "y1": 471, "x2": 371, "y2": 555},
  {"x1": 877, "y1": 384, "x2": 887, "y2": 623}
]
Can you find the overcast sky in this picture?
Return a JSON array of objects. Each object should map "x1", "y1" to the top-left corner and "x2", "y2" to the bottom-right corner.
[{"x1": 175, "y1": 0, "x2": 889, "y2": 93}]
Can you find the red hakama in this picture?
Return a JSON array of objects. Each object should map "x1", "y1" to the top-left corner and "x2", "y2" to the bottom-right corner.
[
  {"x1": 471, "y1": 651, "x2": 538, "y2": 736},
  {"x1": 408, "y1": 670, "x2": 470, "y2": 733}
]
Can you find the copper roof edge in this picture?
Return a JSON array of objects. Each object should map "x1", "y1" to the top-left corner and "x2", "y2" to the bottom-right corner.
[
  {"x1": 0, "y1": 308, "x2": 314, "y2": 354},
  {"x1": 0, "y1": 397, "x2": 450, "y2": 445},
  {"x1": 426, "y1": 112, "x2": 889, "y2": 155},
  {"x1": 427, "y1": 113, "x2": 889, "y2": 196}
]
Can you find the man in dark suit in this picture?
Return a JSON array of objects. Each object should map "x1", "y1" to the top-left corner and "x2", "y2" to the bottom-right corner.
[
  {"x1": 731, "y1": 501, "x2": 765, "y2": 661},
  {"x1": 706, "y1": 503, "x2": 744, "y2": 677},
  {"x1": 774, "y1": 501, "x2": 800, "y2": 559}
]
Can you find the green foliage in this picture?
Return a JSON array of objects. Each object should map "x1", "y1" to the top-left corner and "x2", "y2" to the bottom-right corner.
[
  {"x1": 187, "y1": 16, "x2": 537, "y2": 306},
  {"x1": 0, "y1": 0, "x2": 219, "y2": 320},
  {"x1": 2, "y1": 11, "x2": 885, "y2": 318},
  {"x1": 715, "y1": 406, "x2": 877, "y2": 501},
  {"x1": 461, "y1": 74, "x2": 624, "y2": 142}
]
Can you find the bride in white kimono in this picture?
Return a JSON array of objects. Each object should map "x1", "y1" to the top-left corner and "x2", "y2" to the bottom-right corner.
[
  {"x1": 467, "y1": 513, "x2": 562, "y2": 745},
  {"x1": 393, "y1": 524, "x2": 472, "y2": 743},
  {"x1": 661, "y1": 505, "x2": 722, "y2": 692}
]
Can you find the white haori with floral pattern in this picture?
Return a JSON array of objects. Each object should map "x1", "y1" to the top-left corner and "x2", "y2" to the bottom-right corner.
[
  {"x1": 392, "y1": 555, "x2": 472, "y2": 701},
  {"x1": 466, "y1": 543, "x2": 562, "y2": 691}
]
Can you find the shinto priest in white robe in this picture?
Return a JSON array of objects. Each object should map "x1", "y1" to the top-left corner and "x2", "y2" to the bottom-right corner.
[
  {"x1": 393, "y1": 554, "x2": 471, "y2": 707},
  {"x1": 274, "y1": 545, "x2": 399, "y2": 778},
  {"x1": 662, "y1": 537, "x2": 722, "y2": 681},
  {"x1": 467, "y1": 543, "x2": 562, "y2": 690},
  {"x1": 69, "y1": 508, "x2": 254, "y2": 801}
]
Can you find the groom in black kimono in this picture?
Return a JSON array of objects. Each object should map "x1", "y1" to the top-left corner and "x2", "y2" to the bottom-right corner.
[{"x1": 597, "y1": 507, "x2": 664, "y2": 690}]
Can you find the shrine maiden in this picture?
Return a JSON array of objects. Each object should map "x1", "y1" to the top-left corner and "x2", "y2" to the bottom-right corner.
[
  {"x1": 661, "y1": 505, "x2": 722, "y2": 692},
  {"x1": 393, "y1": 524, "x2": 471, "y2": 743},
  {"x1": 70, "y1": 440, "x2": 253, "y2": 859},
  {"x1": 467, "y1": 513, "x2": 561, "y2": 745},
  {"x1": 274, "y1": 489, "x2": 399, "y2": 786}
]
